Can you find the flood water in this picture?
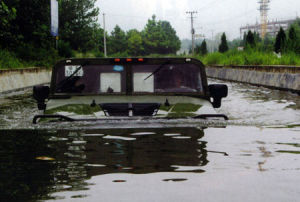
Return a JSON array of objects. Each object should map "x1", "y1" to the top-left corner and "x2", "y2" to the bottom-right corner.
[{"x1": 0, "y1": 80, "x2": 299, "y2": 202}]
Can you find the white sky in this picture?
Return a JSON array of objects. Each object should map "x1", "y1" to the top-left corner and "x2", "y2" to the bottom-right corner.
[{"x1": 96, "y1": 0, "x2": 300, "y2": 40}]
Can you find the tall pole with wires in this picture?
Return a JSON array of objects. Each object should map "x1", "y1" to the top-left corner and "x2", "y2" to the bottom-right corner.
[
  {"x1": 210, "y1": 29, "x2": 214, "y2": 53},
  {"x1": 186, "y1": 11, "x2": 197, "y2": 54},
  {"x1": 103, "y1": 13, "x2": 107, "y2": 57}
]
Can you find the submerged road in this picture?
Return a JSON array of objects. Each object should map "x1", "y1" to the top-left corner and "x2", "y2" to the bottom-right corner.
[
  {"x1": 0, "y1": 79, "x2": 299, "y2": 201},
  {"x1": 0, "y1": 78, "x2": 299, "y2": 128}
]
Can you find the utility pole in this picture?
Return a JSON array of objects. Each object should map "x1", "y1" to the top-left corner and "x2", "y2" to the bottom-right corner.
[
  {"x1": 186, "y1": 11, "x2": 197, "y2": 55},
  {"x1": 103, "y1": 13, "x2": 107, "y2": 57},
  {"x1": 210, "y1": 29, "x2": 214, "y2": 53}
]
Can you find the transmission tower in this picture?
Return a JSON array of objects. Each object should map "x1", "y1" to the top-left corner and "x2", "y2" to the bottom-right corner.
[{"x1": 258, "y1": 0, "x2": 270, "y2": 38}]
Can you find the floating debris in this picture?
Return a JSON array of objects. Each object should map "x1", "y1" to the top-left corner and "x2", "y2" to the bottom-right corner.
[
  {"x1": 103, "y1": 135, "x2": 136, "y2": 141},
  {"x1": 163, "y1": 178, "x2": 187, "y2": 182},
  {"x1": 130, "y1": 132, "x2": 156, "y2": 136},
  {"x1": 163, "y1": 133, "x2": 181, "y2": 137},
  {"x1": 113, "y1": 180, "x2": 126, "y2": 183},
  {"x1": 35, "y1": 156, "x2": 55, "y2": 161}
]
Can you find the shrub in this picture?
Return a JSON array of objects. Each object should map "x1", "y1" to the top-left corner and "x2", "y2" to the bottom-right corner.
[
  {"x1": 15, "y1": 43, "x2": 58, "y2": 67},
  {"x1": 202, "y1": 52, "x2": 224, "y2": 65},
  {"x1": 109, "y1": 52, "x2": 129, "y2": 57},
  {"x1": 0, "y1": 49, "x2": 23, "y2": 69},
  {"x1": 92, "y1": 49, "x2": 104, "y2": 58},
  {"x1": 58, "y1": 40, "x2": 73, "y2": 58}
]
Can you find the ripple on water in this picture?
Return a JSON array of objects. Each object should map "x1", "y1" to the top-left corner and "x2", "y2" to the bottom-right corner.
[
  {"x1": 130, "y1": 132, "x2": 156, "y2": 136},
  {"x1": 103, "y1": 135, "x2": 136, "y2": 141}
]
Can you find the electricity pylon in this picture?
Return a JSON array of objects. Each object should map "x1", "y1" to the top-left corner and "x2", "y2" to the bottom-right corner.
[{"x1": 258, "y1": 0, "x2": 270, "y2": 39}]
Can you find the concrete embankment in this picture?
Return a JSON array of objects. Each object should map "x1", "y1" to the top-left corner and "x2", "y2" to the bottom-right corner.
[
  {"x1": 0, "y1": 68, "x2": 51, "y2": 93},
  {"x1": 206, "y1": 65, "x2": 300, "y2": 94}
]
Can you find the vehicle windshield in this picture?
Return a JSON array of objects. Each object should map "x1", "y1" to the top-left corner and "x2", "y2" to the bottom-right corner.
[{"x1": 54, "y1": 63, "x2": 203, "y2": 94}]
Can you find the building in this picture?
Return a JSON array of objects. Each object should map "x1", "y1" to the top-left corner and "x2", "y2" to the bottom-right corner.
[{"x1": 240, "y1": 18, "x2": 297, "y2": 38}]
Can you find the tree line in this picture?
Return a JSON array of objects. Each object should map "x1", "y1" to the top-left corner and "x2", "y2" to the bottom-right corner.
[
  {"x1": 106, "y1": 15, "x2": 180, "y2": 56},
  {"x1": 218, "y1": 19, "x2": 300, "y2": 55},
  {"x1": 0, "y1": 1, "x2": 180, "y2": 68},
  {"x1": 192, "y1": 18, "x2": 300, "y2": 57}
]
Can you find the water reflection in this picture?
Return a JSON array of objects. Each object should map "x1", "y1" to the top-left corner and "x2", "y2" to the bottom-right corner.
[{"x1": 0, "y1": 127, "x2": 208, "y2": 201}]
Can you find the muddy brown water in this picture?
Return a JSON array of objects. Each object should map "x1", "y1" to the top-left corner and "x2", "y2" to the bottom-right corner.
[{"x1": 0, "y1": 79, "x2": 299, "y2": 202}]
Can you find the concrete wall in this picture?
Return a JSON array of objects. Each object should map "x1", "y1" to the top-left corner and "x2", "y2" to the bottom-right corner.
[
  {"x1": 0, "y1": 68, "x2": 51, "y2": 93},
  {"x1": 1, "y1": 66, "x2": 299, "y2": 94},
  {"x1": 206, "y1": 65, "x2": 300, "y2": 93}
]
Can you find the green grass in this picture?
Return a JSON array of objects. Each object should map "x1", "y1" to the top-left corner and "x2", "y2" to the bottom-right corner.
[
  {"x1": 159, "y1": 103, "x2": 202, "y2": 118},
  {"x1": 197, "y1": 50, "x2": 300, "y2": 66},
  {"x1": 2, "y1": 47, "x2": 299, "y2": 69},
  {"x1": 276, "y1": 150, "x2": 300, "y2": 154},
  {"x1": 166, "y1": 112, "x2": 196, "y2": 118},
  {"x1": 159, "y1": 104, "x2": 173, "y2": 112},
  {"x1": 277, "y1": 143, "x2": 300, "y2": 147},
  {"x1": 45, "y1": 104, "x2": 102, "y2": 115},
  {"x1": 287, "y1": 124, "x2": 300, "y2": 128},
  {"x1": 0, "y1": 49, "x2": 24, "y2": 69},
  {"x1": 159, "y1": 103, "x2": 202, "y2": 113},
  {"x1": 171, "y1": 103, "x2": 202, "y2": 113},
  {"x1": 0, "y1": 48, "x2": 58, "y2": 69}
]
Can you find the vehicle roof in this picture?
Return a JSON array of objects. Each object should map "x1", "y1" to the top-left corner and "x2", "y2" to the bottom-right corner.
[
  {"x1": 52, "y1": 57, "x2": 206, "y2": 68},
  {"x1": 49, "y1": 57, "x2": 209, "y2": 98}
]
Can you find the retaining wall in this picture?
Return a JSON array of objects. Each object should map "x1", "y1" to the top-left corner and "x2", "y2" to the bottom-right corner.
[
  {"x1": 0, "y1": 68, "x2": 51, "y2": 93},
  {"x1": 0, "y1": 66, "x2": 299, "y2": 94},
  {"x1": 206, "y1": 65, "x2": 300, "y2": 93}
]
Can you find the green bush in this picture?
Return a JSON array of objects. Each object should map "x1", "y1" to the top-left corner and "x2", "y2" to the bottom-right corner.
[
  {"x1": 15, "y1": 43, "x2": 58, "y2": 67},
  {"x1": 0, "y1": 49, "x2": 23, "y2": 69},
  {"x1": 92, "y1": 49, "x2": 104, "y2": 58},
  {"x1": 199, "y1": 49, "x2": 300, "y2": 66},
  {"x1": 58, "y1": 40, "x2": 73, "y2": 58},
  {"x1": 109, "y1": 52, "x2": 129, "y2": 58},
  {"x1": 280, "y1": 53, "x2": 298, "y2": 65},
  {"x1": 202, "y1": 52, "x2": 224, "y2": 65},
  {"x1": 224, "y1": 54, "x2": 244, "y2": 65}
]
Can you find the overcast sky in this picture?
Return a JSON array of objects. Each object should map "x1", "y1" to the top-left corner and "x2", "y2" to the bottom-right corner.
[{"x1": 96, "y1": 0, "x2": 300, "y2": 40}]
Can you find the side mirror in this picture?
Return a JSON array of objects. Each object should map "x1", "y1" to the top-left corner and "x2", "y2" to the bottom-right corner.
[
  {"x1": 33, "y1": 85, "x2": 50, "y2": 110},
  {"x1": 208, "y1": 84, "x2": 228, "y2": 108}
]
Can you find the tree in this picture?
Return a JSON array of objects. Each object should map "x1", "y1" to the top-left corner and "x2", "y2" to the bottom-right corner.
[
  {"x1": 218, "y1": 33, "x2": 229, "y2": 53},
  {"x1": 286, "y1": 26, "x2": 299, "y2": 53},
  {"x1": 127, "y1": 29, "x2": 144, "y2": 56},
  {"x1": 199, "y1": 40, "x2": 208, "y2": 55},
  {"x1": 240, "y1": 32, "x2": 247, "y2": 46},
  {"x1": 253, "y1": 31, "x2": 261, "y2": 43},
  {"x1": 0, "y1": 1, "x2": 17, "y2": 47},
  {"x1": 1, "y1": 0, "x2": 51, "y2": 49},
  {"x1": 246, "y1": 30, "x2": 255, "y2": 47},
  {"x1": 108, "y1": 25, "x2": 127, "y2": 54},
  {"x1": 262, "y1": 34, "x2": 274, "y2": 52},
  {"x1": 159, "y1": 21, "x2": 181, "y2": 54},
  {"x1": 59, "y1": 0, "x2": 99, "y2": 51},
  {"x1": 142, "y1": 15, "x2": 181, "y2": 55},
  {"x1": 274, "y1": 27, "x2": 286, "y2": 53}
]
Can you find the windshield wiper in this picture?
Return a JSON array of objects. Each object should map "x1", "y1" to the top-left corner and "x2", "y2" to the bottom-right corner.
[
  {"x1": 144, "y1": 60, "x2": 170, "y2": 81},
  {"x1": 55, "y1": 65, "x2": 83, "y2": 92}
]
